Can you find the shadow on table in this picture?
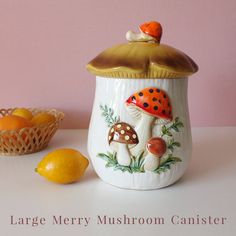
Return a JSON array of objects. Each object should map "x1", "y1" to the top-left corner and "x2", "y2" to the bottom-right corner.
[
  {"x1": 177, "y1": 131, "x2": 236, "y2": 185},
  {"x1": 82, "y1": 168, "x2": 98, "y2": 182}
]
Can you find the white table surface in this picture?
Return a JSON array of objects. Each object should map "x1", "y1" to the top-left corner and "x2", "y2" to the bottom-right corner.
[{"x1": 0, "y1": 128, "x2": 235, "y2": 236}]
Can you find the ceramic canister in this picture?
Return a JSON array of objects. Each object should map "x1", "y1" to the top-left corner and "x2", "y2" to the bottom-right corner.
[{"x1": 86, "y1": 21, "x2": 198, "y2": 190}]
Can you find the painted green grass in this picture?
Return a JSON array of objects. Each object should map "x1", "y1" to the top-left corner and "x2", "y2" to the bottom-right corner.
[
  {"x1": 97, "y1": 152, "x2": 181, "y2": 174},
  {"x1": 97, "y1": 151, "x2": 145, "y2": 173}
]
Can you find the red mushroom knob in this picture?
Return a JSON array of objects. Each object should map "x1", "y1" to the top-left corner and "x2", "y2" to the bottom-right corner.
[
  {"x1": 139, "y1": 21, "x2": 162, "y2": 43},
  {"x1": 126, "y1": 20, "x2": 162, "y2": 43}
]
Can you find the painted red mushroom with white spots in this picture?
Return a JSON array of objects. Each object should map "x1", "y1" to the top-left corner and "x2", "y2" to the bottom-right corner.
[{"x1": 125, "y1": 87, "x2": 172, "y2": 156}]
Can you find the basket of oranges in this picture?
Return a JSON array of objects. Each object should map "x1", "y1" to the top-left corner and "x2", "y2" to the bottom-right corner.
[{"x1": 0, "y1": 108, "x2": 64, "y2": 156}]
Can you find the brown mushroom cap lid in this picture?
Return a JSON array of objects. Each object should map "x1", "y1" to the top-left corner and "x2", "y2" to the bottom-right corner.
[
  {"x1": 147, "y1": 137, "x2": 166, "y2": 157},
  {"x1": 87, "y1": 42, "x2": 198, "y2": 79},
  {"x1": 108, "y1": 122, "x2": 139, "y2": 145}
]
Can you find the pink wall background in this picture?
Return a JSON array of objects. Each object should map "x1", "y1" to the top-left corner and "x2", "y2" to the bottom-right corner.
[{"x1": 0, "y1": 0, "x2": 235, "y2": 128}]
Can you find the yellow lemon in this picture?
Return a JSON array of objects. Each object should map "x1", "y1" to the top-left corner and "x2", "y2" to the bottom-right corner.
[
  {"x1": 31, "y1": 112, "x2": 56, "y2": 126},
  {"x1": 12, "y1": 108, "x2": 33, "y2": 121},
  {"x1": 35, "y1": 148, "x2": 89, "y2": 184}
]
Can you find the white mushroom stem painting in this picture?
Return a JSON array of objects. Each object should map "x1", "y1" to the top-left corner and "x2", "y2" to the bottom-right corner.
[
  {"x1": 143, "y1": 153, "x2": 160, "y2": 171},
  {"x1": 116, "y1": 143, "x2": 131, "y2": 166},
  {"x1": 129, "y1": 112, "x2": 155, "y2": 156}
]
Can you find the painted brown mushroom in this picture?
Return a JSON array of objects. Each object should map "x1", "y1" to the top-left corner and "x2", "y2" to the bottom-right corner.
[
  {"x1": 108, "y1": 122, "x2": 139, "y2": 166},
  {"x1": 144, "y1": 137, "x2": 166, "y2": 171},
  {"x1": 125, "y1": 87, "x2": 172, "y2": 156},
  {"x1": 126, "y1": 21, "x2": 162, "y2": 43}
]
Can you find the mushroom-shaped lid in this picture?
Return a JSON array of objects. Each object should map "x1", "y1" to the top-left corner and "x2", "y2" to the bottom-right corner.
[
  {"x1": 108, "y1": 122, "x2": 139, "y2": 145},
  {"x1": 126, "y1": 87, "x2": 172, "y2": 121},
  {"x1": 147, "y1": 137, "x2": 166, "y2": 157},
  {"x1": 86, "y1": 21, "x2": 198, "y2": 79}
]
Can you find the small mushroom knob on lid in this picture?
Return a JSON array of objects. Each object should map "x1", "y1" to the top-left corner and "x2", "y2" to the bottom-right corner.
[
  {"x1": 108, "y1": 122, "x2": 139, "y2": 166},
  {"x1": 144, "y1": 137, "x2": 167, "y2": 171},
  {"x1": 126, "y1": 20, "x2": 162, "y2": 43},
  {"x1": 139, "y1": 21, "x2": 163, "y2": 43}
]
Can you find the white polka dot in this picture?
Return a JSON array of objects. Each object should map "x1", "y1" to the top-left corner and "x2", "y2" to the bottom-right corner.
[
  {"x1": 117, "y1": 124, "x2": 121, "y2": 128},
  {"x1": 111, "y1": 128, "x2": 114, "y2": 133},
  {"x1": 125, "y1": 135, "x2": 130, "y2": 140},
  {"x1": 126, "y1": 126, "x2": 130, "y2": 130},
  {"x1": 132, "y1": 134, "x2": 137, "y2": 139},
  {"x1": 120, "y1": 130, "x2": 125, "y2": 134}
]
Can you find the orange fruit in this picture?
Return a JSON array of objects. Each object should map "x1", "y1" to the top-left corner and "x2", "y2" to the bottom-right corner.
[
  {"x1": 0, "y1": 115, "x2": 33, "y2": 144},
  {"x1": 12, "y1": 108, "x2": 33, "y2": 121},
  {"x1": 0, "y1": 115, "x2": 33, "y2": 131},
  {"x1": 31, "y1": 113, "x2": 56, "y2": 126}
]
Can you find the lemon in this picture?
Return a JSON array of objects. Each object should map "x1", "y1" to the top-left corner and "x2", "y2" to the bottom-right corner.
[
  {"x1": 35, "y1": 148, "x2": 89, "y2": 184},
  {"x1": 31, "y1": 112, "x2": 56, "y2": 126},
  {"x1": 12, "y1": 108, "x2": 33, "y2": 121}
]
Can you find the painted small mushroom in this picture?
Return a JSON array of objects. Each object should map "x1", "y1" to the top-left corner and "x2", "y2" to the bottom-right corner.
[
  {"x1": 125, "y1": 87, "x2": 172, "y2": 156},
  {"x1": 126, "y1": 21, "x2": 162, "y2": 43},
  {"x1": 144, "y1": 137, "x2": 166, "y2": 171},
  {"x1": 108, "y1": 122, "x2": 139, "y2": 166}
]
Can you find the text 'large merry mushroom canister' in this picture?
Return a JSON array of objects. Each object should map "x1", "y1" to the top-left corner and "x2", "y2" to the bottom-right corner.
[{"x1": 87, "y1": 21, "x2": 198, "y2": 190}]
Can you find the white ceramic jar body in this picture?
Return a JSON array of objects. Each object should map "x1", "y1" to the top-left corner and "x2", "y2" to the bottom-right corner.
[{"x1": 88, "y1": 76, "x2": 192, "y2": 190}]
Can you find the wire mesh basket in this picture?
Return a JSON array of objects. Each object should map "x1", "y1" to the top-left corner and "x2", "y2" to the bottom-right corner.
[{"x1": 0, "y1": 108, "x2": 64, "y2": 156}]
